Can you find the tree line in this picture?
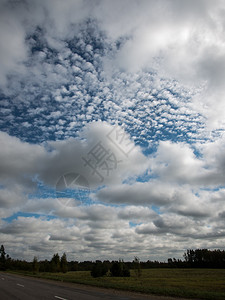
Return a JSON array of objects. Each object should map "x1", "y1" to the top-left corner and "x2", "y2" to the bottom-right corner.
[
  {"x1": 183, "y1": 249, "x2": 225, "y2": 268},
  {"x1": 1, "y1": 245, "x2": 225, "y2": 277},
  {"x1": 0, "y1": 246, "x2": 69, "y2": 273}
]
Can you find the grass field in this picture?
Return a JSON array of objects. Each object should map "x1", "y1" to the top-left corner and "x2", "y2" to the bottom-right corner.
[{"x1": 9, "y1": 268, "x2": 225, "y2": 300}]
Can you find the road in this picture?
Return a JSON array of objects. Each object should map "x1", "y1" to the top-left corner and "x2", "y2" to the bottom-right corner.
[{"x1": 0, "y1": 272, "x2": 185, "y2": 300}]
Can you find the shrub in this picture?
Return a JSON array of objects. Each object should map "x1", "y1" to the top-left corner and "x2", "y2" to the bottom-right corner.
[
  {"x1": 110, "y1": 261, "x2": 130, "y2": 277},
  {"x1": 91, "y1": 262, "x2": 108, "y2": 278}
]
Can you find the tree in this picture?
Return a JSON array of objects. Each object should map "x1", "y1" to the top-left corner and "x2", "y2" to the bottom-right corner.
[
  {"x1": 5, "y1": 254, "x2": 12, "y2": 270},
  {"x1": 133, "y1": 256, "x2": 142, "y2": 278},
  {"x1": 91, "y1": 261, "x2": 108, "y2": 278},
  {"x1": 0, "y1": 245, "x2": 6, "y2": 260},
  {"x1": 32, "y1": 256, "x2": 39, "y2": 274},
  {"x1": 183, "y1": 249, "x2": 225, "y2": 268},
  {"x1": 0, "y1": 245, "x2": 6, "y2": 270},
  {"x1": 110, "y1": 260, "x2": 130, "y2": 277},
  {"x1": 50, "y1": 253, "x2": 61, "y2": 272},
  {"x1": 60, "y1": 253, "x2": 68, "y2": 273},
  {"x1": 39, "y1": 259, "x2": 51, "y2": 272}
]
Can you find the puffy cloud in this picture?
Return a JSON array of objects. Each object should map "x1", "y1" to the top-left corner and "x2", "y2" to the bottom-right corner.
[
  {"x1": 0, "y1": 132, "x2": 45, "y2": 194},
  {"x1": 37, "y1": 121, "x2": 147, "y2": 188},
  {"x1": 150, "y1": 141, "x2": 207, "y2": 185},
  {"x1": 0, "y1": 0, "x2": 28, "y2": 85},
  {"x1": 0, "y1": 121, "x2": 147, "y2": 205},
  {"x1": 0, "y1": 186, "x2": 27, "y2": 209},
  {"x1": 94, "y1": 181, "x2": 175, "y2": 206}
]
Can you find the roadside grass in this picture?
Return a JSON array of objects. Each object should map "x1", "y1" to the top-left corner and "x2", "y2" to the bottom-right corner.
[{"x1": 8, "y1": 268, "x2": 225, "y2": 300}]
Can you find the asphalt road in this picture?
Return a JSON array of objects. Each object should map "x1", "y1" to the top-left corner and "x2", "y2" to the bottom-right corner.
[{"x1": 0, "y1": 272, "x2": 167, "y2": 300}]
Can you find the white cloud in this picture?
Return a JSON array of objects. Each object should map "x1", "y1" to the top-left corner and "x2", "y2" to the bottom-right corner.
[
  {"x1": 150, "y1": 141, "x2": 207, "y2": 185},
  {"x1": 0, "y1": 186, "x2": 26, "y2": 210},
  {"x1": 0, "y1": 131, "x2": 45, "y2": 187},
  {"x1": 0, "y1": 1, "x2": 28, "y2": 85},
  {"x1": 94, "y1": 181, "x2": 174, "y2": 206}
]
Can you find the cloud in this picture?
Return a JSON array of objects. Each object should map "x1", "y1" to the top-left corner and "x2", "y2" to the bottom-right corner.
[
  {"x1": 0, "y1": 131, "x2": 45, "y2": 191},
  {"x1": 95, "y1": 0, "x2": 225, "y2": 129},
  {"x1": 1, "y1": 203, "x2": 224, "y2": 261},
  {"x1": 0, "y1": 186, "x2": 26, "y2": 209},
  {"x1": 0, "y1": 121, "x2": 147, "y2": 207},
  {"x1": 1, "y1": 0, "x2": 225, "y2": 261},
  {"x1": 93, "y1": 179, "x2": 223, "y2": 220},
  {"x1": 0, "y1": 0, "x2": 28, "y2": 85},
  {"x1": 135, "y1": 213, "x2": 213, "y2": 239},
  {"x1": 37, "y1": 121, "x2": 147, "y2": 188},
  {"x1": 94, "y1": 181, "x2": 175, "y2": 206},
  {"x1": 2, "y1": 123, "x2": 225, "y2": 261},
  {"x1": 0, "y1": 5, "x2": 206, "y2": 147},
  {"x1": 1, "y1": 0, "x2": 225, "y2": 112},
  {"x1": 150, "y1": 141, "x2": 207, "y2": 185}
]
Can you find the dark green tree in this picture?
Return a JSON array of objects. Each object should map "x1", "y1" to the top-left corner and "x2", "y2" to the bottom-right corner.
[
  {"x1": 91, "y1": 261, "x2": 108, "y2": 278},
  {"x1": 32, "y1": 256, "x2": 39, "y2": 274},
  {"x1": 50, "y1": 253, "x2": 61, "y2": 272},
  {"x1": 5, "y1": 254, "x2": 12, "y2": 270},
  {"x1": 39, "y1": 259, "x2": 51, "y2": 272},
  {"x1": 110, "y1": 260, "x2": 130, "y2": 277},
  {"x1": 0, "y1": 245, "x2": 6, "y2": 270},
  {"x1": 60, "y1": 253, "x2": 68, "y2": 273}
]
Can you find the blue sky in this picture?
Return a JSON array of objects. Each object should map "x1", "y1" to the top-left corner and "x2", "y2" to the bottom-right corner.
[{"x1": 1, "y1": 0, "x2": 225, "y2": 261}]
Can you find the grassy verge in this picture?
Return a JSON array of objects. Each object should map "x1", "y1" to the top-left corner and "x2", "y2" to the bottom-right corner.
[{"x1": 8, "y1": 268, "x2": 225, "y2": 300}]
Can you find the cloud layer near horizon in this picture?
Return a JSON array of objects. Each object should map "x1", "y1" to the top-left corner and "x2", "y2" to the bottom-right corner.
[{"x1": 1, "y1": 122, "x2": 225, "y2": 261}]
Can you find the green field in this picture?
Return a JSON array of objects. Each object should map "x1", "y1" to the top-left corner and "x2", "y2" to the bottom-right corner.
[{"x1": 9, "y1": 268, "x2": 225, "y2": 300}]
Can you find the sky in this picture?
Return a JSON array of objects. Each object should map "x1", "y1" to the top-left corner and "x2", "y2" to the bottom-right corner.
[{"x1": 1, "y1": 0, "x2": 225, "y2": 262}]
